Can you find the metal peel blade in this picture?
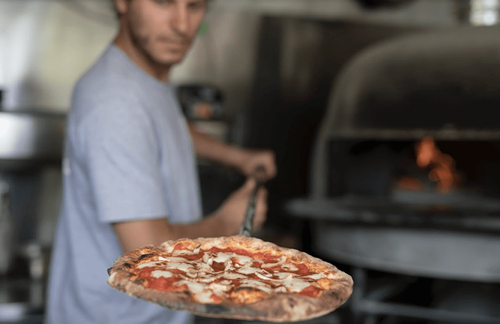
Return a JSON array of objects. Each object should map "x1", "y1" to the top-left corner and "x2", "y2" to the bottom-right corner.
[{"x1": 239, "y1": 167, "x2": 266, "y2": 237}]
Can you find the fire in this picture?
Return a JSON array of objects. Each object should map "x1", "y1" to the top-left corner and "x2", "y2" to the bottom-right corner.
[{"x1": 415, "y1": 137, "x2": 461, "y2": 193}]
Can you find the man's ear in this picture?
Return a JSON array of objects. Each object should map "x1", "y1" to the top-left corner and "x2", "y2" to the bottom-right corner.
[{"x1": 114, "y1": 0, "x2": 130, "y2": 16}]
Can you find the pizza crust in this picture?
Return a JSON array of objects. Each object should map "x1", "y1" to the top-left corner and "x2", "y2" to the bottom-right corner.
[{"x1": 108, "y1": 235, "x2": 353, "y2": 322}]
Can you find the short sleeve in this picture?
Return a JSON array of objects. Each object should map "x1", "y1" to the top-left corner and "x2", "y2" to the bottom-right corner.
[{"x1": 80, "y1": 98, "x2": 168, "y2": 223}]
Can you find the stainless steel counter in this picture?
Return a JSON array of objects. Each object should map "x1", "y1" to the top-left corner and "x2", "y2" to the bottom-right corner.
[{"x1": 0, "y1": 111, "x2": 65, "y2": 171}]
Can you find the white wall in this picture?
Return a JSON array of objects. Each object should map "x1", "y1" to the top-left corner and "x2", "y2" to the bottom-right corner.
[{"x1": 0, "y1": 0, "x2": 117, "y2": 111}]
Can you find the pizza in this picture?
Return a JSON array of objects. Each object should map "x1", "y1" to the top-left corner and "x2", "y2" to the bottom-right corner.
[{"x1": 107, "y1": 235, "x2": 353, "y2": 322}]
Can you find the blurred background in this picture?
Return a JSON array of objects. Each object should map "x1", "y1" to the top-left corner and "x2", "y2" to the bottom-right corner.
[{"x1": 1, "y1": 0, "x2": 500, "y2": 323}]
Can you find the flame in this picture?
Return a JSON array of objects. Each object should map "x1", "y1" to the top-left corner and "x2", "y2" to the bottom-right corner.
[{"x1": 415, "y1": 137, "x2": 460, "y2": 193}]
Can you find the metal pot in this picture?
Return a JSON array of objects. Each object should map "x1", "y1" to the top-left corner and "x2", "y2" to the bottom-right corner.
[{"x1": 0, "y1": 179, "x2": 13, "y2": 275}]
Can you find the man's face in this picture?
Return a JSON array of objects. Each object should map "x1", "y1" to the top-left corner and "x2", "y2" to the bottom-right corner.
[{"x1": 120, "y1": 0, "x2": 206, "y2": 67}]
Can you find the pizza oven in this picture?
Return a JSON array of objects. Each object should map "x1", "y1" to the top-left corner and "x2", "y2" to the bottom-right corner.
[{"x1": 284, "y1": 26, "x2": 500, "y2": 323}]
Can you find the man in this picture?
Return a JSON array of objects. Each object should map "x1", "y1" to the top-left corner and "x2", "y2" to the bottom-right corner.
[{"x1": 46, "y1": 0, "x2": 276, "y2": 323}]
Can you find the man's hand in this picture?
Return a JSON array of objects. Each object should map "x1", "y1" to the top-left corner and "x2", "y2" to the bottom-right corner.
[
  {"x1": 233, "y1": 149, "x2": 277, "y2": 182},
  {"x1": 188, "y1": 123, "x2": 277, "y2": 181},
  {"x1": 213, "y1": 178, "x2": 268, "y2": 235}
]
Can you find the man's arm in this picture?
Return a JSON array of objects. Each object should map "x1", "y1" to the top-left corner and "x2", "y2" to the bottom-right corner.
[
  {"x1": 113, "y1": 178, "x2": 267, "y2": 252},
  {"x1": 188, "y1": 122, "x2": 277, "y2": 180}
]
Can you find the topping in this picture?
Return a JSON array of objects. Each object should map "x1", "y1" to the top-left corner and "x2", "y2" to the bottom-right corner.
[
  {"x1": 138, "y1": 261, "x2": 160, "y2": 269},
  {"x1": 261, "y1": 256, "x2": 286, "y2": 268},
  {"x1": 130, "y1": 245, "x2": 327, "y2": 304},
  {"x1": 151, "y1": 270, "x2": 174, "y2": 278},
  {"x1": 281, "y1": 263, "x2": 299, "y2": 271}
]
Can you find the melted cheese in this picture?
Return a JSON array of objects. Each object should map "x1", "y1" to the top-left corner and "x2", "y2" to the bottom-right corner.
[
  {"x1": 281, "y1": 277, "x2": 312, "y2": 292},
  {"x1": 163, "y1": 262, "x2": 194, "y2": 272},
  {"x1": 158, "y1": 256, "x2": 189, "y2": 262},
  {"x1": 222, "y1": 272, "x2": 247, "y2": 280},
  {"x1": 254, "y1": 271, "x2": 273, "y2": 281},
  {"x1": 238, "y1": 279, "x2": 273, "y2": 293},
  {"x1": 194, "y1": 262, "x2": 213, "y2": 272},
  {"x1": 208, "y1": 282, "x2": 231, "y2": 292},
  {"x1": 273, "y1": 272, "x2": 294, "y2": 280},
  {"x1": 194, "y1": 290, "x2": 216, "y2": 304},
  {"x1": 177, "y1": 280, "x2": 205, "y2": 293},
  {"x1": 305, "y1": 273, "x2": 326, "y2": 280},
  {"x1": 191, "y1": 273, "x2": 223, "y2": 283},
  {"x1": 172, "y1": 247, "x2": 200, "y2": 257},
  {"x1": 137, "y1": 249, "x2": 322, "y2": 302},
  {"x1": 236, "y1": 266, "x2": 259, "y2": 275},
  {"x1": 281, "y1": 263, "x2": 299, "y2": 271},
  {"x1": 138, "y1": 261, "x2": 162, "y2": 269},
  {"x1": 151, "y1": 270, "x2": 174, "y2": 278},
  {"x1": 212, "y1": 252, "x2": 254, "y2": 265}
]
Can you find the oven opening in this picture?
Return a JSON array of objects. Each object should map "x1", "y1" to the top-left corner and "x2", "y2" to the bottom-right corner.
[
  {"x1": 329, "y1": 139, "x2": 500, "y2": 197},
  {"x1": 396, "y1": 139, "x2": 500, "y2": 196},
  {"x1": 315, "y1": 138, "x2": 500, "y2": 235}
]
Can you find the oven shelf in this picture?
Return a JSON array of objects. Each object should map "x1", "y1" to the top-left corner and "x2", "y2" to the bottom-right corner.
[
  {"x1": 325, "y1": 128, "x2": 500, "y2": 140},
  {"x1": 286, "y1": 191, "x2": 500, "y2": 232}
]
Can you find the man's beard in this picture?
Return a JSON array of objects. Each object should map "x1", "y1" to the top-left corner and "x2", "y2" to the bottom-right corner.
[{"x1": 127, "y1": 19, "x2": 182, "y2": 68}]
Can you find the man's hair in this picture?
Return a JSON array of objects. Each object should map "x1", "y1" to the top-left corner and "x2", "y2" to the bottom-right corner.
[{"x1": 111, "y1": 0, "x2": 211, "y2": 19}]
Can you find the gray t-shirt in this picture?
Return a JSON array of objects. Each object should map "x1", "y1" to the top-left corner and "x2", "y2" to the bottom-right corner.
[{"x1": 46, "y1": 45, "x2": 202, "y2": 324}]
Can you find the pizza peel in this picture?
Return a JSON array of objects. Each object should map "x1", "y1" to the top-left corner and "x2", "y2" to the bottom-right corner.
[{"x1": 239, "y1": 166, "x2": 266, "y2": 237}]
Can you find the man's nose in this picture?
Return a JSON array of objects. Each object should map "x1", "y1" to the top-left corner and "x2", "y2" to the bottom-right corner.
[{"x1": 171, "y1": 4, "x2": 189, "y2": 35}]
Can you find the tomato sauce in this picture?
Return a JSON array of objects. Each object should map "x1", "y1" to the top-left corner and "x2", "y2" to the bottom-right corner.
[
  {"x1": 168, "y1": 268, "x2": 186, "y2": 275},
  {"x1": 298, "y1": 285, "x2": 322, "y2": 297},
  {"x1": 180, "y1": 252, "x2": 204, "y2": 261},
  {"x1": 173, "y1": 242, "x2": 189, "y2": 251},
  {"x1": 294, "y1": 263, "x2": 311, "y2": 276},
  {"x1": 251, "y1": 261, "x2": 262, "y2": 268},
  {"x1": 210, "y1": 294, "x2": 223, "y2": 303}
]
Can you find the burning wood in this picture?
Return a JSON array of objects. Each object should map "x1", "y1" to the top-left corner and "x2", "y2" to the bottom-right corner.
[{"x1": 415, "y1": 137, "x2": 461, "y2": 193}]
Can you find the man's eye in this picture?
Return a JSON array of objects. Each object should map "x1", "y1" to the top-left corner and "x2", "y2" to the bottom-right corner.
[
  {"x1": 154, "y1": 0, "x2": 174, "y2": 4},
  {"x1": 188, "y1": 1, "x2": 205, "y2": 10}
]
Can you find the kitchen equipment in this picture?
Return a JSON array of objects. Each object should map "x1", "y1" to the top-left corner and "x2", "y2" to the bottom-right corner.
[
  {"x1": 176, "y1": 84, "x2": 229, "y2": 146},
  {"x1": 0, "y1": 110, "x2": 65, "y2": 171},
  {"x1": 176, "y1": 84, "x2": 225, "y2": 121},
  {"x1": 0, "y1": 179, "x2": 13, "y2": 276},
  {"x1": 0, "y1": 110, "x2": 64, "y2": 322}
]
